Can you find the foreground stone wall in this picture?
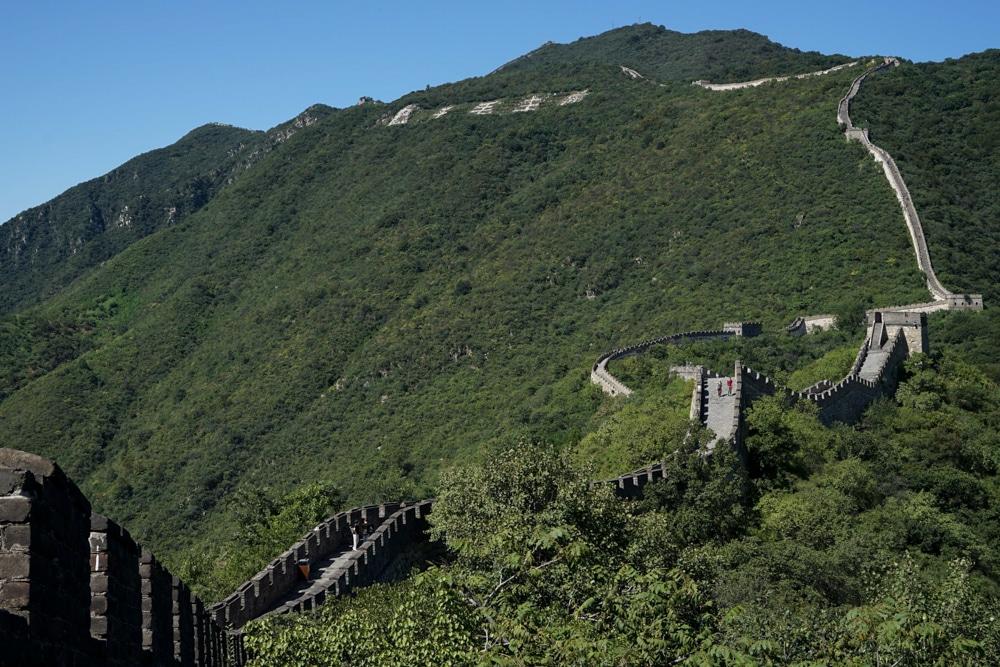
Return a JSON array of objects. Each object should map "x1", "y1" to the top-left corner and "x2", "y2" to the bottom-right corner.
[
  {"x1": 90, "y1": 514, "x2": 142, "y2": 667},
  {"x1": 0, "y1": 449, "x2": 93, "y2": 666},
  {"x1": 0, "y1": 448, "x2": 233, "y2": 666},
  {"x1": 0, "y1": 444, "x2": 439, "y2": 659}
]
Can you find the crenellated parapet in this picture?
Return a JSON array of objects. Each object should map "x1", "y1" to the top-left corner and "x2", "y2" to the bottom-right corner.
[
  {"x1": 0, "y1": 448, "x2": 234, "y2": 666},
  {"x1": 0, "y1": 445, "x2": 439, "y2": 659},
  {"x1": 90, "y1": 514, "x2": 142, "y2": 667},
  {"x1": 737, "y1": 311, "x2": 922, "y2": 429},
  {"x1": 210, "y1": 500, "x2": 434, "y2": 631},
  {"x1": 265, "y1": 501, "x2": 433, "y2": 619}
]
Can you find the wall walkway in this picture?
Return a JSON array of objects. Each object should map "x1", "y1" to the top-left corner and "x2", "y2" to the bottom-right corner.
[{"x1": 699, "y1": 57, "x2": 983, "y2": 331}]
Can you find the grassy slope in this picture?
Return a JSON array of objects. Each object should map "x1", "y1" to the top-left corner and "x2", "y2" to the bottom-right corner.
[
  {"x1": 851, "y1": 50, "x2": 1000, "y2": 303},
  {"x1": 0, "y1": 28, "x2": 930, "y2": 587}
]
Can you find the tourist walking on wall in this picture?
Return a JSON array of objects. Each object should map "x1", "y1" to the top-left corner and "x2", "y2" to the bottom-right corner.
[
  {"x1": 717, "y1": 381, "x2": 723, "y2": 397},
  {"x1": 727, "y1": 378, "x2": 734, "y2": 396}
]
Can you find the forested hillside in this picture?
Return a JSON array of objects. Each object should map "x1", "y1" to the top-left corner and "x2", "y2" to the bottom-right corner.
[
  {"x1": 495, "y1": 23, "x2": 852, "y2": 82},
  {"x1": 0, "y1": 24, "x2": 993, "y2": 614},
  {"x1": 0, "y1": 105, "x2": 334, "y2": 314}
]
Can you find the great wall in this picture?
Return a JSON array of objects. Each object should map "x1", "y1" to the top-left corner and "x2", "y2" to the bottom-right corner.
[{"x1": 0, "y1": 59, "x2": 988, "y2": 665}]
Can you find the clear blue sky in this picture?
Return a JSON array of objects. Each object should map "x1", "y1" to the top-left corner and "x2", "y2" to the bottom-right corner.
[{"x1": 1, "y1": 0, "x2": 997, "y2": 223}]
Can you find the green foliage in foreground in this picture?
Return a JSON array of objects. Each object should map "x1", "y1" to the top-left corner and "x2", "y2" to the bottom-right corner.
[{"x1": 245, "y1": 347, "x2": 1000, "y2": 665}]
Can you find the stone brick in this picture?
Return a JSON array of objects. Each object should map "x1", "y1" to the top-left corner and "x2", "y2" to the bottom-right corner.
[
  {"x1": 0, "y1": 552, "x2": 29, "y2": 579},
  {"x1": 0, "y1": 580, "x2": 30, "y2": 607},
  {"x1": 0, "y1": 469, "x2": 25, "y2": 495},
  {"x1": 90, "y1": 614, "x2": 108, "y2": 637},
  {"x1": 0, "y1": 449, "x2": 56, "y2": 477},
  {"x1": 1, "y1": 524, "x2": 30, "y2": 549},
  {"x1": 90, "y1": 574, "x2": 109, "y2": 594},
  {"x1": 0, "y1": 496, "x2": 31, "y2": 523}
]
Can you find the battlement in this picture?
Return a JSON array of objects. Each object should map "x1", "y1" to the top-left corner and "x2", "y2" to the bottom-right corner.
[
  {"x1": 723, "y1": 321, "x2": 763, "y2": 337},
  {"x1": 209, "y1": 500, "x2": 433, "y2": 629},
  {"x1": 0, "y1": 446, "x2": 438, "y2": 658},
  {"x1": 590, "y1": 325, "x2": 742, "y2": 397},
  {"x1": 0, "y1": 448, "x2": 235, "y2": 665}
]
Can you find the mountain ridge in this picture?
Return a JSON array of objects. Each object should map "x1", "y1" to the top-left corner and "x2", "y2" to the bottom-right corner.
[{"x1": 0, "y1": 24, "x2": 994, "y2": 604}]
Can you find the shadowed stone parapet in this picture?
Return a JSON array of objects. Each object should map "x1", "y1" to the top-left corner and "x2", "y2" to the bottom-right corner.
[
  {"x1": 0, "y1": 448, "x2": 95, "y2": 666},
  {"x1": 172, "y1": 576, "x2": 195, "y2": 665},
  {"x1": 0, "y1": 448, "x2": 241, "y2": 665},
  {"x1": 90, "y1": 514, "x2": 142, "y2": 667},
  {"x1": 140, "y1": 548, "x2": 174, "y2": 665}
]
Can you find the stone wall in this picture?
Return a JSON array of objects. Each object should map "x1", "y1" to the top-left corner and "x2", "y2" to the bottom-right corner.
[
  {"x1": 210, "y1": 500, "x2": 433, "y2": 630},
  {"x1": 590, "y1": 325, "x2": 756, "y2": 397},
  {"x1": 838, "y1": 59, "x2": 983, "y2": 310},
  {"x1": 263, "y1": 501, "x2": 433, "y2": 619},
  {"x1": 874, "y1": 294, "x2": 984, "y2": 316},
  {"x1": 723, "y1": 321, "x2": 763, "y2": 337},
  {"x1": 694, "y1": 61, "x2": 858, "y2": 91},
  {"x1": 0, "y1": 448, "x2": 233, "y2": 666},
  {"x1": 90, "y1": 514, "x2": 142, "y2": 667},
  {"x1": 0, "y1": 445, "x2": 437, "y2": 658},
  {"x1": 0, "y1": 449, "x2": 94, "y2": 666}
]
